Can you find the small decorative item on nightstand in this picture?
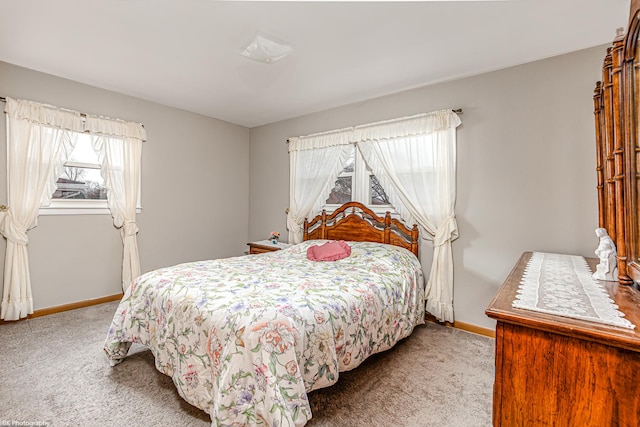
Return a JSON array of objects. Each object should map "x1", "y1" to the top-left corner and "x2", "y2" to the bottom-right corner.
[{"x1": 269, "y1": 231, "x2": 280, "y2": 245}]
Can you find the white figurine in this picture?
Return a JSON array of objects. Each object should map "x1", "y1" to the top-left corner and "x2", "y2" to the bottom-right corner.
[{"x1": 593, "y1": 227, "x2": 618, "y2": 281}]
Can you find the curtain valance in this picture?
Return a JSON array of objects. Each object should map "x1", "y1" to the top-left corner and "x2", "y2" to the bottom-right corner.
[
  {"x1": 5, "y1": 97, "x2": 146, "y2": 141},
  {"x1": 4, "y1": 98, "x2": 85, "y2": 133},
  {"x1": 288, "y1": 109, "x2": 460, "y2": 150},
  {"x1": 288, "y1": 127, "x2": 352, "y2": 152},
  {"x1": 351, "y1": 110, "x2": 461, "y2": 142},
  {"x1": 84, "y1": 116, "x2": 146, "y2": 141}
]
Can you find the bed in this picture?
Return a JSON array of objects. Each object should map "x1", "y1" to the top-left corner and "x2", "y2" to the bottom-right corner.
[{"x1": 104, "y1": 202, "x2": 424, "y2": 426}]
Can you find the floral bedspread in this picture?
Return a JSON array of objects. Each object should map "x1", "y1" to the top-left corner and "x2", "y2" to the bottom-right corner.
[{"x1": 104, "y1": 240, "x2": 425, "y2": 426}]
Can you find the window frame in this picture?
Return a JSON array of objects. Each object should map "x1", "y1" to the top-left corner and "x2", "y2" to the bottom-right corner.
[{"x1": 324, "y1": 146, "x2": 394, "y2": 216}]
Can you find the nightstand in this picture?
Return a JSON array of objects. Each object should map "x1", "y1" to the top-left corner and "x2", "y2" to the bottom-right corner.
[{"x1": 247, "y1": 240, "x2": 291, "y2": 254}]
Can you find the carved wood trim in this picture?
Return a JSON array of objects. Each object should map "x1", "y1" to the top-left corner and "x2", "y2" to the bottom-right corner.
[
  {"x1": 303, "y1": 201, "x2": 419, "y2": 257},
  {"x1": 594, "y1": 0, "x2": 640, "y2": 285}
]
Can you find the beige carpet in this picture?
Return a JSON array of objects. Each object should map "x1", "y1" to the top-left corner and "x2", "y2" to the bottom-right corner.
[{"x1": 0, "y1": 301, "x2": 494, "y2": 426}]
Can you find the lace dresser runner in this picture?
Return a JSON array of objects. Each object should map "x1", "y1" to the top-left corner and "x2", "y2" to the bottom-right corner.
[{"x1": 512, "y1": 252, "x2": 635, "y2": 330}]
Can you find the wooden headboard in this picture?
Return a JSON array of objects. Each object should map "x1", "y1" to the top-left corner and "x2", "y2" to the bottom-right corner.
[{"x1": 303, "y1": 202, "x2": 419, "y2": 257}]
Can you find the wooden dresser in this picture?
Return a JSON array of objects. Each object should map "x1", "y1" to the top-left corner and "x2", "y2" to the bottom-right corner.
[{"x1": 486, "y1": 252, "x2": 640, "y2": 427}]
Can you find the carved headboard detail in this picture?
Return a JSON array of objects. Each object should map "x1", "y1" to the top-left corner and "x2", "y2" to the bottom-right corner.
[{"x1": 303, "y1": 201, "x2": 419, "y2": 257}]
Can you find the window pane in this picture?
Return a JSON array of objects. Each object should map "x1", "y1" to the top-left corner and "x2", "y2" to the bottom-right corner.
[
  {"x1": 54, "y1": 167, "x2": 107, "y2": 200},
  {"x1": 52, "y1": 133, "x2": 106, "y2": 200},
  {"x1": 370, "y1": 175, "x2": 390, "y2": 205},
  {"x1": 68, "y1": 135, "x2": 100, "y2": 164},
  {"x1": 326, "y1": 176, "x2": 352, "y2": 204},
  {"x1": 342, "y1": 149, "x2": 355, "y2": 173}
]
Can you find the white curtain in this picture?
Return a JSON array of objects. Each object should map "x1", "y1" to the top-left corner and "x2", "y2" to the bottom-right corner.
[
  {"x1": 0, "y1": 98, "x2": 83, "y2": 320},
  {"x1": 354, "y1": 110, "x2": 461, "y2": 322},
  {"x1": 287, "y1": 129, "x2": 352, "y2": 243},
  {"x1": 86, "y1": 116, "x2": 145, "y2": 291}
]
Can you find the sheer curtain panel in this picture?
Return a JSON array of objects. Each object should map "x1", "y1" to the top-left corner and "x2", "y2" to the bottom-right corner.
[
  {"x1": 287, "y1": 129, "x2": 352, "y2": 243},
  {"x1": 1, "y1": 98, "x2": 83, "y2": 320},
  {"x1": 354, "y1": 110, "x2": 461, "y2": 322},
  {"x1": 86, "y1": 116, "x2": 145, "y2": 292}
]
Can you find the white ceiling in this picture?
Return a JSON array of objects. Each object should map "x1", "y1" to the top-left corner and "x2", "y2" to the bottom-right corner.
[{"x1": 0, "y1": 0, "x2": 631, "y2": 128}]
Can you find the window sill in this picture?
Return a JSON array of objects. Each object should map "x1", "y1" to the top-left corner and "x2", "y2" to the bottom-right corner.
[
  {"x1": 39, "y1": 200, "x2": 142, "y2": 215},
  {"x1": 39, "y1": 207, "x2": 142, "y2": 215}
]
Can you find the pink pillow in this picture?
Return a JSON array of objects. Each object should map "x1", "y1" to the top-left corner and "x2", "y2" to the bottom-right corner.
[{"x1": 307, "y1": 240, "x2": 352, "y2": 261}]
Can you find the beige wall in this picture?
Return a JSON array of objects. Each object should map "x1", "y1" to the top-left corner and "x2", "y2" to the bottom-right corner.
[
  {"x1": 0, "y1": 43, "x2": 606, "y2": 327},
  {"x1": 0, "y1": 61, "x2": 250, "y2": 310},
  {"x1": 249, "y1": 45, "x2": 606, "y2": 329}
]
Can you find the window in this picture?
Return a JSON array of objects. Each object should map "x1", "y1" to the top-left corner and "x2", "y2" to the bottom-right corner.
[
  {"x1": 40, "y1": 132, "x2": 141, "y2": 215},
  {"x1": 325, "y1": 145, "x2": 391, "y2": 212},
  {"x1": 53, "y1": 134, "x2": 106, "y2": 201}
]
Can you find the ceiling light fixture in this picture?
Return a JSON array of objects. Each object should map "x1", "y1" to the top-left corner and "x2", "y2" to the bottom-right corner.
[{"x1": 241, "y1": 34, "x2": 293, "y2": 64}]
